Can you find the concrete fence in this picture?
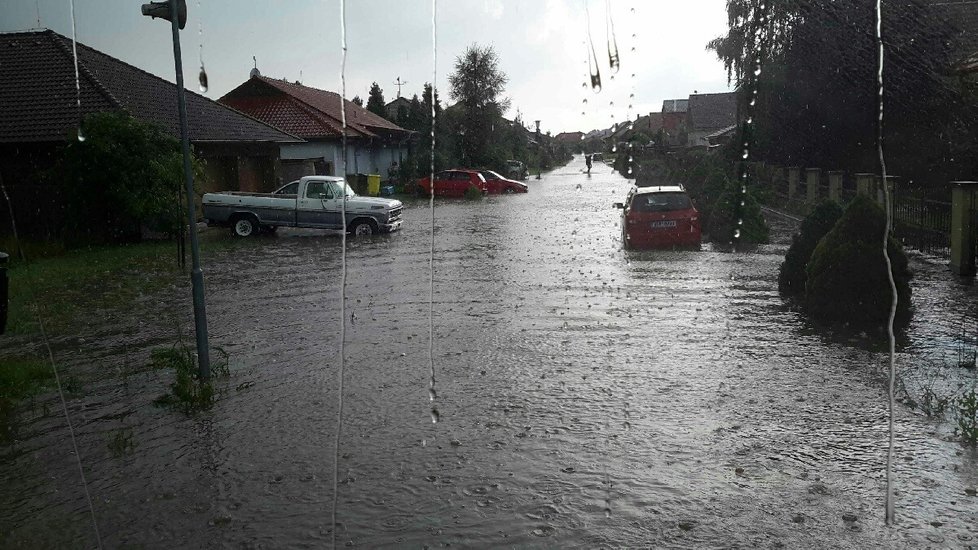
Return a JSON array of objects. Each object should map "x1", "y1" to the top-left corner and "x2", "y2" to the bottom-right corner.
[{"x1": 752, "y1": 163, "x2": 978, "y2": 276}]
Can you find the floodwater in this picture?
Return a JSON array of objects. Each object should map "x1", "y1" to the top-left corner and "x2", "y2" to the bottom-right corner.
[{"x1": 2, "y1": 155, "x2": 978, "y2": 548}]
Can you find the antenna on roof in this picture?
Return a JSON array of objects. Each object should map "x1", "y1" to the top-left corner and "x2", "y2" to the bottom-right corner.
[
  {"x1": 35, "y1": 0, "x2": 41, "y2": 28},
  {"x1": 393, "y1": 76, "x2": 408, "y2": 98},
  {"x1": 250, "y1": 55, "x2": 260, "y2": 78}
]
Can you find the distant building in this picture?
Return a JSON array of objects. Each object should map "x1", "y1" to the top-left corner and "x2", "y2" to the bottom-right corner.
[
  {"x1": 686, "y1": 92, "x2": 738, "y2": 148},
  {"x1": 221, "y1": 75, "x2": 413, "y2": 181},
  {"x1": 555, "y1": 131, "x2": 584, "y2": 143},
  {"x1": 385, "y1": 96, "x2": 412, "y2": 123},
  {"x1": 660, "y1": 99, "x2": 688, "y2": 145},
  {"x1": 0, "y1": 29, "x2": 300, "y2": 238}
]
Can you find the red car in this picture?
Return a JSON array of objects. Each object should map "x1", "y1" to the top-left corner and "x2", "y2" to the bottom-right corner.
[
  {"x1": 614, "y1": 185, "x2": 701, "y2": 249},
  {"x1": 418, "y1": 169, "x2": 488, "y2": 197},
  {"x1": 479, "y1": 170, "x2": 528, "y2": 194}
]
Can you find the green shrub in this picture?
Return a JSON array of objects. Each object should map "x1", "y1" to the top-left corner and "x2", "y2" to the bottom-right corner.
[
  {"x1": 707, "y1": 178, "x2": 770, "y2": 244},
  {"x1": 151, "y1": 345, "x2": 228, "y2": 414},
  {"x1": 805, "y1": 195, "x2": 912, "y2": 327},
  {"x1": 956, "y1": 387, "x2": 978, "y2": 446},
  {"x1": 464, "y1": 185, "x2": 484, "y2": 200},
  {"x1": 55, "y1": 112, "x2": 204, "y2": 247},
  {"x1": 778, "y1": 201, "x2": 844, "y2": 295}
]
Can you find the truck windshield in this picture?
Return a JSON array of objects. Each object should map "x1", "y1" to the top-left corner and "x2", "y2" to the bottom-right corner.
[{"x1": 328, "y1": 181, "x2": 357, "y2": 197}]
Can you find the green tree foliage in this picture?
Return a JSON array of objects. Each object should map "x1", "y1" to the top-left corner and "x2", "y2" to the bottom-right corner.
[
  {"x1": 351, "y1": 95, "x2": 364, "y2": 107},
  {"x1": 805, "y1": 195, "x2": 912, "y2": 327},
  {"x1": 707, "y1": 176, "x2": 770, "y2": 244},
  {"x1": 366, "y1": 82, "x2": 386, "y2": 118},
  {"x1": 56, "y1": 112, "x2": 200, "y2": 246},
  {"x1": 709, "y1": 0, "x2": 978, "y2": 185},
  {"x1": 448, "y1": 44, "x2": 511, "y2": 167},
  {"x1": 778, "y1": 200, "x2": 844, "y2": 295}
]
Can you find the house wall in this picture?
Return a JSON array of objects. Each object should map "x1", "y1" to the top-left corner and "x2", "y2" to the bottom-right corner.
[{"x1": 282, "y1": 140, "x2": 407, "y2": 181}]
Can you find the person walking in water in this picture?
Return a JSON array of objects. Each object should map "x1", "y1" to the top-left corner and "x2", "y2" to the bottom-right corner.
[{"x1": 585, "y1": 153, "x2": 592, "y2": 174}]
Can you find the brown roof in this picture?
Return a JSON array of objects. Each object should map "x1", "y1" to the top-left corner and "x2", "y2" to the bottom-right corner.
[
  {"x1": 555, "y1": 131, "x2": 584, "y2": 143},
  {"x1": 0, "y1": 30, "x2": 300, "y2": 144},
  {"x1": 220, "y1": 76, "x2": 411, "y2": 141},
  {"x1": 687, "y1": 92, "x2": 738, "y2": 132}
]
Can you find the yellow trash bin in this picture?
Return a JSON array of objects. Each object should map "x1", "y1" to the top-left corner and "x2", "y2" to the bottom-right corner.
[{"x1": 367, "y1": 174, "x2": 381, "y2": 196}]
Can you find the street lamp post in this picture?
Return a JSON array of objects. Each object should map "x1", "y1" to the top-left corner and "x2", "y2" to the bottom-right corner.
[{"x1": 141, "y1": 0, "x2": 211, "y2": 379}]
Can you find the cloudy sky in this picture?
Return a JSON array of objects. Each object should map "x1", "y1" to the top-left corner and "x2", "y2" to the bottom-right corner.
[{"x1": 0, "y1": 0, "x2": 732, "y2": 134}]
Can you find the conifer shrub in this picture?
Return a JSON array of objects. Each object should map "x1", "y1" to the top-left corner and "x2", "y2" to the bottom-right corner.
[
  {"x1": 805, "y1": 195, "x2": 912, "y2": 327},
  {"x1": 778, "y1": 200, "x2": 844, "y2": 295},
  {"x1": 707, "y1": 178, "x2": 770, "y2": 244}
]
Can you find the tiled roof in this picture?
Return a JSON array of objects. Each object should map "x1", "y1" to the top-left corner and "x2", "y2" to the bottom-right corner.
[
  {"x1": 0, "y1": 30, "x2": 300, "y2": 144},
  {"x1": 687, "y1": 92, "x2": 738, "y2": 131},
  {"x1": 221, "y1": 76, "x2": 411, "y2": 141},
  {"x1": 555, "y1": 131, "x2": 584, "y2": 142}
]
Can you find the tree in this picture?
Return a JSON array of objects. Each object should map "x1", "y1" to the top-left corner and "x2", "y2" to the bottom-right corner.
[
  {"x1": 351, "y1": 95, "x2": 364, "y2": 107},
  {"x1": 366, "y1": 82, "x2": 386, "y2": 118},
  {"x1": 448, "y1": 44, "x2": 510, "y2": 167},
  {"x1": 708, "y1": 0, "x2": 977, "y2": 186},
  {"x1": 56, "y1": 112, "x2": 202, "y2": 246}
]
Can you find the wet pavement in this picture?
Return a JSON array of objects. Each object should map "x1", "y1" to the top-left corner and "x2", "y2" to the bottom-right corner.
[{"x1": 3, "y1": 155, "x2": 978, "y2": 548}]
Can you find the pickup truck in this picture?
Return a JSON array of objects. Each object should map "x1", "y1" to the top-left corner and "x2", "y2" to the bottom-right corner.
[{"x1": 202, "y1": 176, "x2": 403, "y2": 237}]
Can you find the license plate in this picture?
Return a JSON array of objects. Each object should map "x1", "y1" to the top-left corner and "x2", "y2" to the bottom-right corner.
[{"x1": 651, "y1": 220, "x2": 677, "y2": 228}]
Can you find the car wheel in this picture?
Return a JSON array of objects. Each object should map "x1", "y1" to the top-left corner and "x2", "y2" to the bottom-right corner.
[
  {"x1": 503, "y1": 187, "x2": 515, "y2": 194},
  {"x1": 232, "y1": 216, "x2": 257, "y2": 237},
  {"x1": 349, "y1": 219, "x2": 377, "y2": 236}
]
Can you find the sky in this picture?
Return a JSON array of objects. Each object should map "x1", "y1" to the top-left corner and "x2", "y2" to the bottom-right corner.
[{"x1": 0, "y1": 0, "x2": 733, "y2": 135}]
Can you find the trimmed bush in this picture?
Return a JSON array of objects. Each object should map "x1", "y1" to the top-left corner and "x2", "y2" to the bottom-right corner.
[
  {"x1": 778, "y1": 200, "x2": 844, "y2": 295},
  {"x1": 805, "y1": 195, "x2": 912, "y2": 327},
  {"x1": 707, "y1": 179, "x2": 770, "y2": 244}
]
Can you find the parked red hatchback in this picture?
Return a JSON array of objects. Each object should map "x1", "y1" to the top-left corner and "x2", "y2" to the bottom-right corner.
[
  {"x1": 479, "y1": 170, "x2": 528, "y2": 194},
  {"x1": 614, "y1": 185, "x2": 701, "y2": 249},
  {"x1": 418, "y1": 169, "x2": 488, "y2": 197}
]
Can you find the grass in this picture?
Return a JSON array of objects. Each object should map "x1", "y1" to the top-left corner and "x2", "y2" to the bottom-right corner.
[
  {"x1": 955, "y1": 387, "x2": 978, "y2": 447},
  {"x1": 106, "y1": 427, "x2": 136, "y2": 457},
  {"x1": 0, "y1": 356, "x2": 55, "y2": 442},
  {"x1": 151, "y1": 343, "x2": 229, "y2": 415},
  {"x1": 5, "y1": 233, "x2": 235, "y2": 336}
]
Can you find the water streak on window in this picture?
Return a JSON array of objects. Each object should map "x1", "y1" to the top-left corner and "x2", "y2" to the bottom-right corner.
[{"x1": 332, "y1": 0, "x2": 350, "y2": 545}]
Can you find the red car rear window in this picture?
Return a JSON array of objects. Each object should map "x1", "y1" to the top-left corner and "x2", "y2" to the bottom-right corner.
[{"x1": 630, "y1": 192, "x2": 691, "y2": 213}]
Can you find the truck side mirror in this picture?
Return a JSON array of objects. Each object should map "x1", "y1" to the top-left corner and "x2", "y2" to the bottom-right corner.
[{"x1": 613, "y1": 202, "x2": 624, "y2": 209}]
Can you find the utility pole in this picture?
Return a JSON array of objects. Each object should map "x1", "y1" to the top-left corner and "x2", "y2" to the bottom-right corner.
[
  {"x1": 393, "y1": 76, "x2": 408, "y2": 98},
  {"x1": 141, "y1": 0, "x2": 211, "y2": 380}
]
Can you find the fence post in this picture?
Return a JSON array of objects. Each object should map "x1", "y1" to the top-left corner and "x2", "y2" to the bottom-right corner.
[
  {"x1": 855, "y1": 173, "x2": 875, "y2": 197},
  {"x1": 787, "y1": 167, "x2": 800, "y2": 200},
  {"x1": 950, "y1": 181, "x2": 978, "y2": 276},
  {"x1": 806, "y1": 168, "x2": 821, "y2": 205},
  {"x1": 828, "y1": 171, "x2": 843, "y2": 203}
]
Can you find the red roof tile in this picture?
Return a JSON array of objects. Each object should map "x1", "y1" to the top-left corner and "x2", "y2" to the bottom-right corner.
[
  {"x1": 220, "y1": 75, "x2": 411, "y2": 141},
  {"x1": 0, "y1": 30, "x2": 300, "y2": 144}
]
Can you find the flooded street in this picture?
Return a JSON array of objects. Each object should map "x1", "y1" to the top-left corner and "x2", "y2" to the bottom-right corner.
[{"x1": 3, "y1": 155, "x2": 978, "y2": 548}]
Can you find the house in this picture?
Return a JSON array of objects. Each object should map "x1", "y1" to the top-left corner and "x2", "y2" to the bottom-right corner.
[
  {"x1": 660, "y1": 99, "x2": 688, "y2": 145},
  {"x1": 220, "y1": 74, "x2": 413, "y2": 182},
  {"x1": 385, "y1": 96, "x2": 412, "y2": 123},
  {"x1": 686, "y1": 92, "x2": 738, "y2": 148},
  {"x1": 555, "y1": 131, "x2": 584, "y2": 144},
  {"x1": 0, "y1": 29, "x2": 300, "y2": 239},
  {"x1": 607, "y1": 113, "x2": 665, "y2": 146}
]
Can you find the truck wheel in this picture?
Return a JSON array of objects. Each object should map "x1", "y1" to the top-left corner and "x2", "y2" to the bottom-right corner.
[
  {"x1": 349, "y1": 219, "x2": 377, "y2": 236},
  {"x1": 232, "y1": 216, "x2": 257, "y2": 237}
]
